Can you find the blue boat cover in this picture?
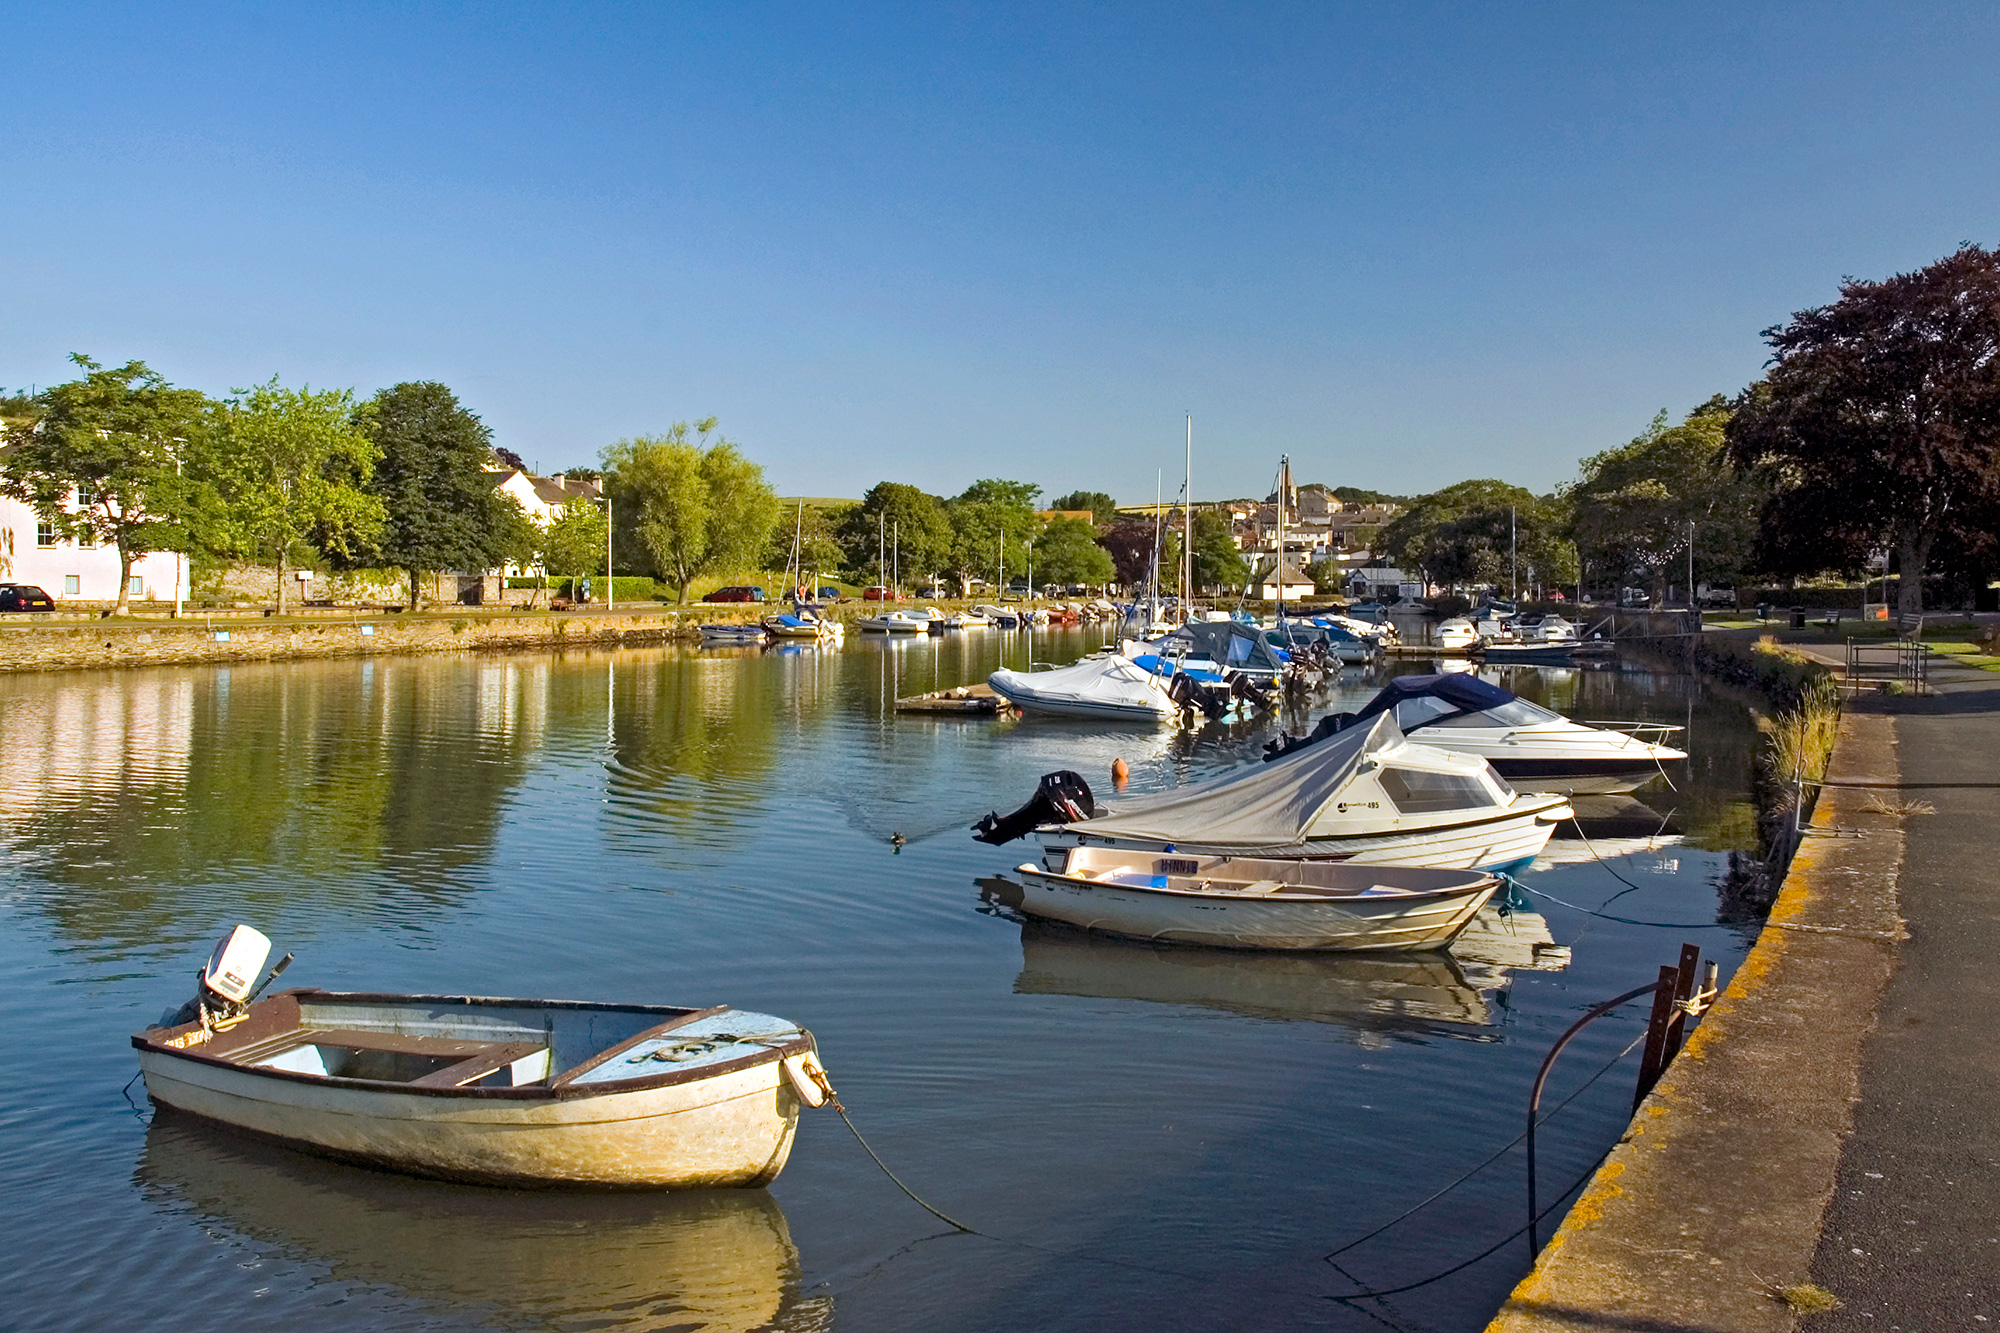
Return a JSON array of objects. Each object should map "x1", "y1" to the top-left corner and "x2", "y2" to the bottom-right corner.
[{"x1": 1347, "y1": 673, "x2": 1515, "y2": 725}]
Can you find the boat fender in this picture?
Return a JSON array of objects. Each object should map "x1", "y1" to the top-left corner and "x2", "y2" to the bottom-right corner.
[{"x1": 782, "y1": 1050, "x2": 837, "y2": 1108}]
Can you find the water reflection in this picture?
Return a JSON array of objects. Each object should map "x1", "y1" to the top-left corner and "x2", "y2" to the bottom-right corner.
[
  {"x1": 984, "y1": 877, "x2": 1571, "y2": 1043},
  {"x1": 138, "y1": 1115, "x2": 833, "y2": 1333}
]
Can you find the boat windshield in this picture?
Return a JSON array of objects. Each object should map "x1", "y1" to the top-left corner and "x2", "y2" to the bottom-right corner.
[
  {"x1": 1393, "y1": 697, "x2": 1459, "y2": 728},
  {"x1": 1423, "y1": 699, "x2": 1564, "y2": 728},
  {"x1": 1377, "y1": 768, "x2": 1497, "y2": 813}
]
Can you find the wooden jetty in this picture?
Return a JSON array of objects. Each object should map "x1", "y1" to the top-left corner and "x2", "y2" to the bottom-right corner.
[{"x1": 895, "y1": 683, "x2": 1014, "y2": 715}]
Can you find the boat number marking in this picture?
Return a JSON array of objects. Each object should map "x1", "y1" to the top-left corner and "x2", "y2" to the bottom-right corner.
[{"x1": 1336, "y1": 802, "x2": 1380, "y2": 813}]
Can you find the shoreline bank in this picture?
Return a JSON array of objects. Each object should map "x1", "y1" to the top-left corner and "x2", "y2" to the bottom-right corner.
[{"x1": 1488, "y1": 709, "x2": 1907, "y2": 1331}]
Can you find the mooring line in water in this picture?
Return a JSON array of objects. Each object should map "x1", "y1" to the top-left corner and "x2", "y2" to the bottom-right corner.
[
  {"x1": 1325, "y1": 1152, "x2": 1612, "y2": 1304},
  {"x1": 832, "y1": 1104, "x2": 977, "y2": 1233},
  {"x1": 1507, "y1": 875, "x2": 1739, "y2": 930},
  {"x1": 1322, "y1": 1028, "x2": 1647, "y2": 1264}
]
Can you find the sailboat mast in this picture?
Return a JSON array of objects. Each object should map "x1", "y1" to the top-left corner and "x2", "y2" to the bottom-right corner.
[
  {"x1": 1276, "y1": 455, "x2": 1290, "y2": 622},
  {"x1": 1183, "y1": 415, "x2": 1193, "y2": 620}
]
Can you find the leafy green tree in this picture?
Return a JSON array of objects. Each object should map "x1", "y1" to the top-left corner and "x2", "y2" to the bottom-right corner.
[
  {"x1": 1159, "y1": 510, "x2": 1250, "y2": 593},
  {"x1": 946, "y1": 478, "x2": 1041, "y2": 591},
  {"x1": 354, "y1": 382, "x2": 515, "y2": 610},
  {"x1": 1726, "y1": 245, "x2": 2000, "y2": 616},
  {"x1": 490, "y1": 493, "x2": 544, "y2": 602},
  {"x1": 1382, "y1": 480, "x2": 1574, "y2": 595},
  {"x1": 601, "y1": 419, "x2": 777, "y2": 602},
  {"x1": 542, "y1": 496, "x2": 609, "y2": 584},
  {"x1": 1568, "y1": 398, "x2": 1762, "y2": 600},
  {"x1": 841, "y1": 482, "x2": 954, "y2": 586},
  {"x1": 212, "y1": 379, "x2": 386, "y2": 613},
  {"x1": 1032, "y1": 516, "x2": 1116, "y2": 587},
  {"x1": 0, "y1": 355, "x2": 214, "y2": 613},
  {"x1": 1047, "y1": 490, "x2": 1119, "y2": 525},
  {"x1": 766, "y1": 501, "x2": 849, "y2": 587}
]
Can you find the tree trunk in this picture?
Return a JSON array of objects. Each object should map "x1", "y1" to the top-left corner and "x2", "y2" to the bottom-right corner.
[
  {"x1": 114, "y1": 543, "x2": 133, "y2": 615},
  {"x1": 276, "y1": 556, "x2": 287, "y2": 616},
  {"x1": 1896, "y1": 525, "x2": 1933, "y2": 620},
  {"x1": 409, "y1": 568, "x2": 422, "y2": 613}
]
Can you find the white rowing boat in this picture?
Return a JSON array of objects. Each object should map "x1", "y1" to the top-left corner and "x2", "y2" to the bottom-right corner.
[
  {"x1": 133, "y1": 928, "x2": 835, "y2": 1189},
  {"x1": 1012, "y1": 848, "x2": 1500, "y2": 951}
]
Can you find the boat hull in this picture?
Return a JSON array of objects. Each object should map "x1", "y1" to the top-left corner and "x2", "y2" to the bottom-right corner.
[
  {"x1": 1012, "y1": 868, "x2": 1498, "y2": 951},
  {"x1": 136, "y1": 1047, "x2": 800, "y2": 1190},
  {"x1": 1036, "y1": 803, "x2": 1564, "y2": 873}
]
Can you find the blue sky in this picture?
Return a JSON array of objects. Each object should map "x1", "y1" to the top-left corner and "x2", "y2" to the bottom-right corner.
[{"x1": 4, "y1": 3, "x2": 1996, "y2": 502}]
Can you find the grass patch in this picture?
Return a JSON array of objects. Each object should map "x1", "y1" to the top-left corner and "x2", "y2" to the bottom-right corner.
[
  {"x1": 1768, "y1": 1281, "x2": 1842, "y2": 1314},
  {"x1": 1924, "y1": 639, "x2": 2000, "y2": 672}
]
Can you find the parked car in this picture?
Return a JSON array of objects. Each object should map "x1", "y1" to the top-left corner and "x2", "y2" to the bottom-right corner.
[
  {"x1": 1699, "y1": 585, "x2": 1737, "y2": 608},
  {"x1": 702, "y1": 585, "x2": 767, "y2": 603},
  {"x1": 0, "y1": 584, "x2": 55, "y2": 612},
  {"x1": 815, "y1": 586, "x2": 843, "y2": 602},
  {"x1": 862, "y1": 586, "x2": 897, "y2": 601}
]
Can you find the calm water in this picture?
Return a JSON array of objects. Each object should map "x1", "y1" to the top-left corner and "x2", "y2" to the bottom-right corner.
[{"x1": 1, "y1": 630, "x2": 1767, "y2": 1332}]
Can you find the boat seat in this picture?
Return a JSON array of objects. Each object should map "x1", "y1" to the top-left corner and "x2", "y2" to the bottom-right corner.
[
  {"x1": 227, "y1": 1027, "x2": 553, "y2": 1088},
  {"x1": 1239, "y1": 880, "x2": 1287, "y2": 896}
]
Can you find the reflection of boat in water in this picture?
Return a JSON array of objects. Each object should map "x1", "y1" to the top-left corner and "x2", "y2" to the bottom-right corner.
[
  {"x1": 985, "y1": 878, "x2": 1569, "y2": 1038},
  {"x1": 137, "y1": 1115, "x2": 831, "y2": 1333}
]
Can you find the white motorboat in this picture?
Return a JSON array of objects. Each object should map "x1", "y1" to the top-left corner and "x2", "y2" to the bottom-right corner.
[
  {"x1": 1525, "y1": 615, "x2": 1579, "y2": 645},
  {"x1": 988, "y1": 654, "x2": 1182, "y2": 723},
  {"x1": 1292, "y1": 673, "x2": 1685, "y2": 794},
  {"x1": 1435, "y1": 617, "x2": 1481, "y2": 652},
  {"x1": 1011, "y1": 848, "x2": 1502, "y2": 951},
  {"x1": 945, "y1": 609, "x2": 992, "y2": 628},
  {"x1": 976, "y1": 713, "x2": 1570, "y2": 871},
  {"x1": 133, "y1": 927, "x2": 836, "y2": 1189},
  {"x1": 1470, "y1": 610, "x2": 1516, "y2": 643},
  {"x1": 856, "y1": 609, "x2": 930, "y2": 633},
  {"x1": 972, "y1": 603, "x2": 1020, "y2": 628},
  {"x1": 910, "y1": 607, "x2": 949, "y2": 632}
]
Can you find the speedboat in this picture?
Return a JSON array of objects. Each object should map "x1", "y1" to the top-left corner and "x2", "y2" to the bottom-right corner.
[
  {"x1": 1435, "y1": 618, "x2": 1480, "y2": 652},
  {"x1": 761, "y1": 608, "x2": 841, "y2": 640},
  {"x1": 945, "y1": 609, "x2": 992, "y2": 628},
  {"x1": 1281, "y1": 673, "x2": 1685, "y2": 794},
  {"x1": 974, "y1": 714, "x2": 1571, "y2": 871},
  {"x1": 856, "y1": 610, "x2": 930, "y2": 633},
  {"x1": 972, "y1": 603, "x2": 1020, "y2": 628},
  {"x1": 1139, "y1": 620, "x2": 1291, "y2": 684},
  {"x1": 132, "y1": 926, "x2": 836, "y2": 1189},
  {"x1": 699, "y1": 623, "x2": 768, "y2": 646},
  {"x1": 1284, "y1": 619, "x2": 1381, "y2": 664},
  {"x1": 1010, "y1": 849, "x2": 1502, "y2": 952},
  {"x1": 1527, "y1": 615, "x2": 1579, "y2": 645},
  {"x1": 988, "y1": 654, "x2": 1182, "y2": 723}
]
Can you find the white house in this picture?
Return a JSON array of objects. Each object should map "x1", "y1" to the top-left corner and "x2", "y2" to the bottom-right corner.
[
  {"x1": 0, "y1": 490, "x2": 184, "y2": 604},
  {"x1": 490, "y1": 467, "x2": 602, "y2": 523}
]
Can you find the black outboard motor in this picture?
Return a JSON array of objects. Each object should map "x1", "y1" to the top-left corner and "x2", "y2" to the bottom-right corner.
[
  {"x1": 972, "y1": 770, "x2": 1096, "y2": 844},
  {"x1": 1262, "y1": 710, "x2": 1353, "y2": 761}
]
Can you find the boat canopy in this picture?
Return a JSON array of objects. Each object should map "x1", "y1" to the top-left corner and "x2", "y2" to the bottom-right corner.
[
  {"x1": 1061, "y1": 713, "x2": 1407, "y2": 848},
  {"x1": 1160, "y1": 621, "x2": 1288, "y2": 674},
  {"x1": 1345, "y1": 674, "x2": 1562, "y2": 729},
  {"x1": 990, "y1": 655, "x2": 1176, "y2": 717}
]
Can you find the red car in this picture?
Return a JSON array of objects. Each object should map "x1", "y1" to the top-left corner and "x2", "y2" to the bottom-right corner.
[
  {"x1": 861, "y1": 586, "x2": 898, "y2": 601},
  {"x1": 702, "y1": 585, "x2": 767, "y2": 603},
  {"x1": 0, "y1": 583, "x2": 55, "y2": 612}
]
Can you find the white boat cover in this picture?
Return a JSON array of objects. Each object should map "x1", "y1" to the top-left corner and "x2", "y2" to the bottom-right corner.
[
  {"x1": 1061, "y1": 713, "x2": 1405, "y2": 847},
  {"x1": 990, "y1": 656, "x2": 1177, "y2": 719}
]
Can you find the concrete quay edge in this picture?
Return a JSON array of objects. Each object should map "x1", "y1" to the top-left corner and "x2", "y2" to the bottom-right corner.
[{"x1": 1487, "y1": 713, "x2": 1905, "y2": 1333}]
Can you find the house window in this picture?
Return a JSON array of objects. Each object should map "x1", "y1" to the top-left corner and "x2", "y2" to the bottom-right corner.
[
  {"x1": 64, "y1": 575, "x2": 80, "y2": 596},
  {"x1": 129, "y1": 576, "x2": 143, "y2": 596},
  {"x1": 76, "y1": 528, "x2": 96, "y2": 549},
  {"x1": 37, "y1": 522, "x2": 58, "y2": 548}
]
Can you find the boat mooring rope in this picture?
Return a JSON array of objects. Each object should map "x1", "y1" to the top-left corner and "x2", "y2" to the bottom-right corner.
[
  {"x1": 1505, "y1": 873, "x2": 1738, "y2": 931},
  {"x1": 830, "y1": 1103, "x2": 976, "y2": 1234}
]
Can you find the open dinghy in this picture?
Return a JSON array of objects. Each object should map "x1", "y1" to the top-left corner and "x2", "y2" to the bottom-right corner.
[
  {"x1": 133, "y1": 927, "x2": 836, "y2": 1189},
  {"x1": 1013, "y1": 848, "x2": 1501, "y2": 951}
]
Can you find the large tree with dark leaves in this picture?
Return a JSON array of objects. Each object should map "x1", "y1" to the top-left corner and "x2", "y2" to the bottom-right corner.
[
  {"x1": 1726, "y1": 245, "x2": 2000, "y2": 616},
  {"x1": 355, "y1": 382, "x2": 515, "y2": 610}
]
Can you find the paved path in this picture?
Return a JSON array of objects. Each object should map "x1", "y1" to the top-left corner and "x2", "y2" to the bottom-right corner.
[{"x1": 1809, "y1": 664, "x2": 2000, "y2": 1328}]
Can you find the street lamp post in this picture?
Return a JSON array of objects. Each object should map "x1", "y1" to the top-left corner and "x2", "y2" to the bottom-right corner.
[{"x1": 594, "y1": 495, "x2": 614, "y2": 611}]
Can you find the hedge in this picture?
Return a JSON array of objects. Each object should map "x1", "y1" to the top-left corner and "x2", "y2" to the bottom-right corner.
[{"x1": 506, "y1": 576, "x2": 665, "y2": 601}]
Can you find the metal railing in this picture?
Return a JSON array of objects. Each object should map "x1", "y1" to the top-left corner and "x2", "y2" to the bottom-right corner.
[{"x1": 1845, "y1": 636, "x2": 1927, "y2": 690}]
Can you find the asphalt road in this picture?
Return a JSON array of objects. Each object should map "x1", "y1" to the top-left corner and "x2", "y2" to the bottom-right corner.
[{"x1": 1811, "y1": 666, "x2": 2000, "y2": 1329}]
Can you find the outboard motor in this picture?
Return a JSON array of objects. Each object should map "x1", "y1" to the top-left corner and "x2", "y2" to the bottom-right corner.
[
  {"x1": 1262, "y1": 710, "x2": 1353, "y2": 761},
  {"x1": 972, "y1": 770, "x2": 1096, "y2": 845},
  {"x1": 161, "y1": 924, "x2": 294, "y2": 1032}
]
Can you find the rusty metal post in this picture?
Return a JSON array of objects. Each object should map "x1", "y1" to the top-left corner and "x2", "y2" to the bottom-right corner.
[
  {"x1": 1634, "y1": 964, "x2": 1681, "y2": 1110},
  {"x1": 1662, "y1": 943, "x2": 1702, "y2": 1065}
]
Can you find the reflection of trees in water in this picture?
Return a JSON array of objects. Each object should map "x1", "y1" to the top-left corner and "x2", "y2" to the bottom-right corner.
[
  {"x1": 1495, "y1": 662, "x2": 1762, "y2": 853},
  {"x1": 137, "y1": 1113, "x2": 833, "y2": 1333},
  {"x1": 0, "y1": 658, "x2": 545, "y2": 952}
]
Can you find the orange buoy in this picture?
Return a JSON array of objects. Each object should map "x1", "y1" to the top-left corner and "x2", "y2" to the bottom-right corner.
[{"x1": 1111, "y1": 757, "x2": 1130, "y2": 789}]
